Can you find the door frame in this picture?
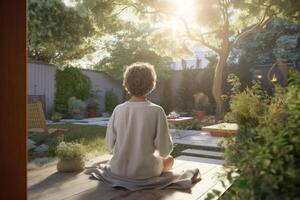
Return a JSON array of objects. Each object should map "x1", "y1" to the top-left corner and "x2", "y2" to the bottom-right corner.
[{"x1": 0, "y1": 0, "x2": 27, "y2": 199}]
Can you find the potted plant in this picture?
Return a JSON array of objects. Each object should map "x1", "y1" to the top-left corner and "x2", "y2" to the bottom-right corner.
[
  {"x1": 86, "y1": 98, "x2": 99, "y2": 118},
  {"x1": 68, "y1": 97, "x2": 86, "y2": 120},
  {"x1": 56, "y1": 142, "x2": 86, "y2": 173},
  {"x1": 51, "y1": 112, "x2": 62, "y2": 122},
  {"x1": 85, "y1": 90, "x2": 100, "y2": 118},
  {"x1": 194, "y1": 92, "x2": 211, "y2": 120}
]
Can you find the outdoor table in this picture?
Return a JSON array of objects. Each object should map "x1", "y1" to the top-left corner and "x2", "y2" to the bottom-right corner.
[
  {"x1": 202, "y1": 123, "x2": 238, "y2": 137},
  {"x1": 167, "y1": 117, "x2": 193, "y2": 129}
]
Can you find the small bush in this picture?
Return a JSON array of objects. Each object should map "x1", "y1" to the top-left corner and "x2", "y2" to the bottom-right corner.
[
  {"x1": 54, "y1": 67, "x2": 90, "y2": 116},
  {"x1": 86, "y1": 98, "x2": 99, "y2": 110},
  {"x1": 105, "y1": 89, "x2": 119, "y2": 114},
  {"x1": 51, "y1": 112, "x2": 62, "y2": 122},
  {"x1": 86, "y1": 90, "x2": 100, "y2": 110},
  {"x1": 56, "y1": 142, "x2": 86, "y2": 161},
  {"x1": 68, "y1": 97, "x2": 86, "y2": 114},
  {"x1": 194, "y1": 92, "x2": 211, "y2": 112}
]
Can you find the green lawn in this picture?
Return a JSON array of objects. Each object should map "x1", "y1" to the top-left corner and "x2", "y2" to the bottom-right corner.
[
  {"x1": 28, "y1": 123, "x2": 109, "y2": 159},
  {"x1": 28, "y1": 123, "x2": 205, "y2": 160}
]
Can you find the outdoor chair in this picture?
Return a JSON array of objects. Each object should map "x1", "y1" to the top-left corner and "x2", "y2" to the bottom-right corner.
[{"x1": 27, "y1": 101, "x2": 67, "y2": 134}]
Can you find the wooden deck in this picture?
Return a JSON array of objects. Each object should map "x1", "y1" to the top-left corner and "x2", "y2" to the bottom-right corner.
[{"x1": 28, "y1": 155, "x2": 230, "y2": 200}]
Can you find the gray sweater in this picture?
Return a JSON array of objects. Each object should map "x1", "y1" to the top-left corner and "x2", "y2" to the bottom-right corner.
[{"x1": 106, "y1": 100, "x2": 173, "y2": 179}]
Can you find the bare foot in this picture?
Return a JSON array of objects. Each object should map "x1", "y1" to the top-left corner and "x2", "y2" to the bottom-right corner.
[{"x1": 163, "y1": 155, "x2": 174, "y2": 172}]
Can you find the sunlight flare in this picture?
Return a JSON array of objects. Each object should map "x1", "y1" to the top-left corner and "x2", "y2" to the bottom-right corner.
[{"x1": 164, "y1": 0, "x2": 198, "y2": 34}]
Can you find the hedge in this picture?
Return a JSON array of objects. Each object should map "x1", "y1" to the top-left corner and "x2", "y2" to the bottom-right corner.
[{"x1": 54, "y1": 67, "x2": 90, "y2": 116}]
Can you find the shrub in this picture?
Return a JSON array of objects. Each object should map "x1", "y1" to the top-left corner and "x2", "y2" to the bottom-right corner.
[
  {"x1": 105, "y1": 89, "x2": 119, "y2": 114},
  {"x1": 160, "y1": 78, "x2": 173, "y2": 114},
  {"x1": 194, "y1": 92, "x2": 211, "y2": 112},
  {"x1": 217, "y1": 71, "x2": 300, "y2": 200},
  {"x1": 190, "y1": 119, "x2": 203, "y2": 130},
  {"x1": 51, "y1": 112, "x2": 62, "y2": 122},
  {"x1": 177, "y1": 68, "x2": 198, "y2": 112},
  {"x1": 86, "y1": 97, "x2": 99, "y2": 110},
  {"x1": 54, "y1": 67, "x2": 90, "y2": 116},
  {"x1": 68, "y1": 97, "x2": 86, "y2": 114},
  {"x1": 56, "y1": 142, "x2": 86, "y2": 161}
]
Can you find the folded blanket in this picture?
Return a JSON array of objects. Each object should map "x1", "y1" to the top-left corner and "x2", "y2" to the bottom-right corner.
[{"x1": 86, "y1": 164, "x2": 201, "y2": 191}]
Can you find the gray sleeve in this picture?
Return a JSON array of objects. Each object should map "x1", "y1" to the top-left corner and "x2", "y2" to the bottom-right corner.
[
  {"x1": 154, "y1": 108, "x2": 173, "y2": 157},
  {"x1": 106, "y1": 110, "x2": 116, "y2": 152}
]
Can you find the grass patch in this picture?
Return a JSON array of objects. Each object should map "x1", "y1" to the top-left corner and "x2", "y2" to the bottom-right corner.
[
  {"x1": 171, "y1": 143, "x2": 224, "y2": 158},
  {"x1": 171, "y1": 144, "x2": 190, "y2": 158},
  {"x1": 28, "y1": 123, "x2": 109, "y2": 159}
]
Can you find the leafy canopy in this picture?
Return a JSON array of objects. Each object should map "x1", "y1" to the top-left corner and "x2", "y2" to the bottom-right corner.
[
  {"x1": 232, "y1": 18, "x2": 300, "y2": 64},
  {"x1": 94, "y1": 24, "x2": 172, "y2": 80},
  {"x1": 29, "y1": 0, "x2": 95, "y2": 65}
]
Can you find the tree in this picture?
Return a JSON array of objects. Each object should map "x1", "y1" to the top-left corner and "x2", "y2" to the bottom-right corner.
[
  {"x1": 72, "y1": 0, "x2": 126, "y2": 34},
  {"x1": 94, "y1": 24, "x2": 172, "y2": 80},
  {"x1": 198, "y1": 55, "x2": 218, "y2": 105},
  {"x1": 224, "y1": 18, "x2": 300, "y2": 95},
  {"x1": 29, "y1": 0, "x2": 94, "y2": 65},
  {"x1": 125, "y1": 0, "x2": 300, "y2": 121},
  {"x1": 231, "y1": 18, "x2": 300, "y2": 65}
]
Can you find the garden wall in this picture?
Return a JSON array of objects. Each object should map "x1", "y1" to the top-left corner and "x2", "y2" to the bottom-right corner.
[
  {"x1": 28, "y1": 62, "x2": 56, "y2": 118},
  {"x1": 28, "y1": 62, "x2": 206, "y2": 118},
  {"x1": 28, "y1": 62, "x2": 123, "y2": 118},
  {"x1": 80, "y1": 70, "x2": 123, "y2": 114},
  {"x1": 168, "y1": 69, "x2": 204, "y2": 99}
]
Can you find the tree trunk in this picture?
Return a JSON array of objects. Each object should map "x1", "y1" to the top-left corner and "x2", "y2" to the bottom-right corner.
[{"x1": 212, "y1": 53, "x2": 228, "y2": 122}]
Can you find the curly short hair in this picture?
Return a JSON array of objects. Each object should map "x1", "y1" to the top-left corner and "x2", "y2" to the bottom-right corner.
[{"x1": 123, "y1": 62, "x2": 157, "y2": 96}]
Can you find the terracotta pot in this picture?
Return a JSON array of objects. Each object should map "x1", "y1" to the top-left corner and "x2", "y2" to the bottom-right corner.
[
  {"x1": 196, "y1": 111, "x2": 207, "y2": 120},
  {"x1": 87, "y1": 109, "x2": 97, "y2": 118},
  {"x1": 57, "y1": 159, "x2": 85, "y2": 173}
]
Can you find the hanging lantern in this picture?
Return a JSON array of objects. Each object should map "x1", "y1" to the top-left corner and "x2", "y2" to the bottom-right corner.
[{"x1": 271, "y1": 74, "x2": 278, "y2": 83}]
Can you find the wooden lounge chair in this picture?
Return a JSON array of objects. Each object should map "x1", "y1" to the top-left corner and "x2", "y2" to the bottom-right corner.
[{"x1": 27, "y1": 101, "x2": 68, "y2": 134}]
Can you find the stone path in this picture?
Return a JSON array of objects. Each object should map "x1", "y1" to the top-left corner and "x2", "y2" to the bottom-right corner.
[
  {"x1": 170, "y1": 129, "x2": 225, "y2": 166},
  {"x1": 170, "y1": 129, "x2": 223, "y2": 149}
]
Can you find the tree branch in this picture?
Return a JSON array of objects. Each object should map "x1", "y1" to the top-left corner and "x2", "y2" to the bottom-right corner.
[
  {"x1": 114, "y1": 6, "x2": 131, "y2": 16},
  {"x1": 180, "y1": 17, "x2": 222, "y2": 54},
  {"x1": 127, "y1": 3, "x2": 171, "y2": 15},
  {"x1": 200, "y1": 30, "x2": 220, "y2": 36},
  {"x1": 232, "y1": 6, "x2": 273, "y2": 48},
  {"x1": 219, "y1": 0, "x2": 230, "y2": 49}
]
